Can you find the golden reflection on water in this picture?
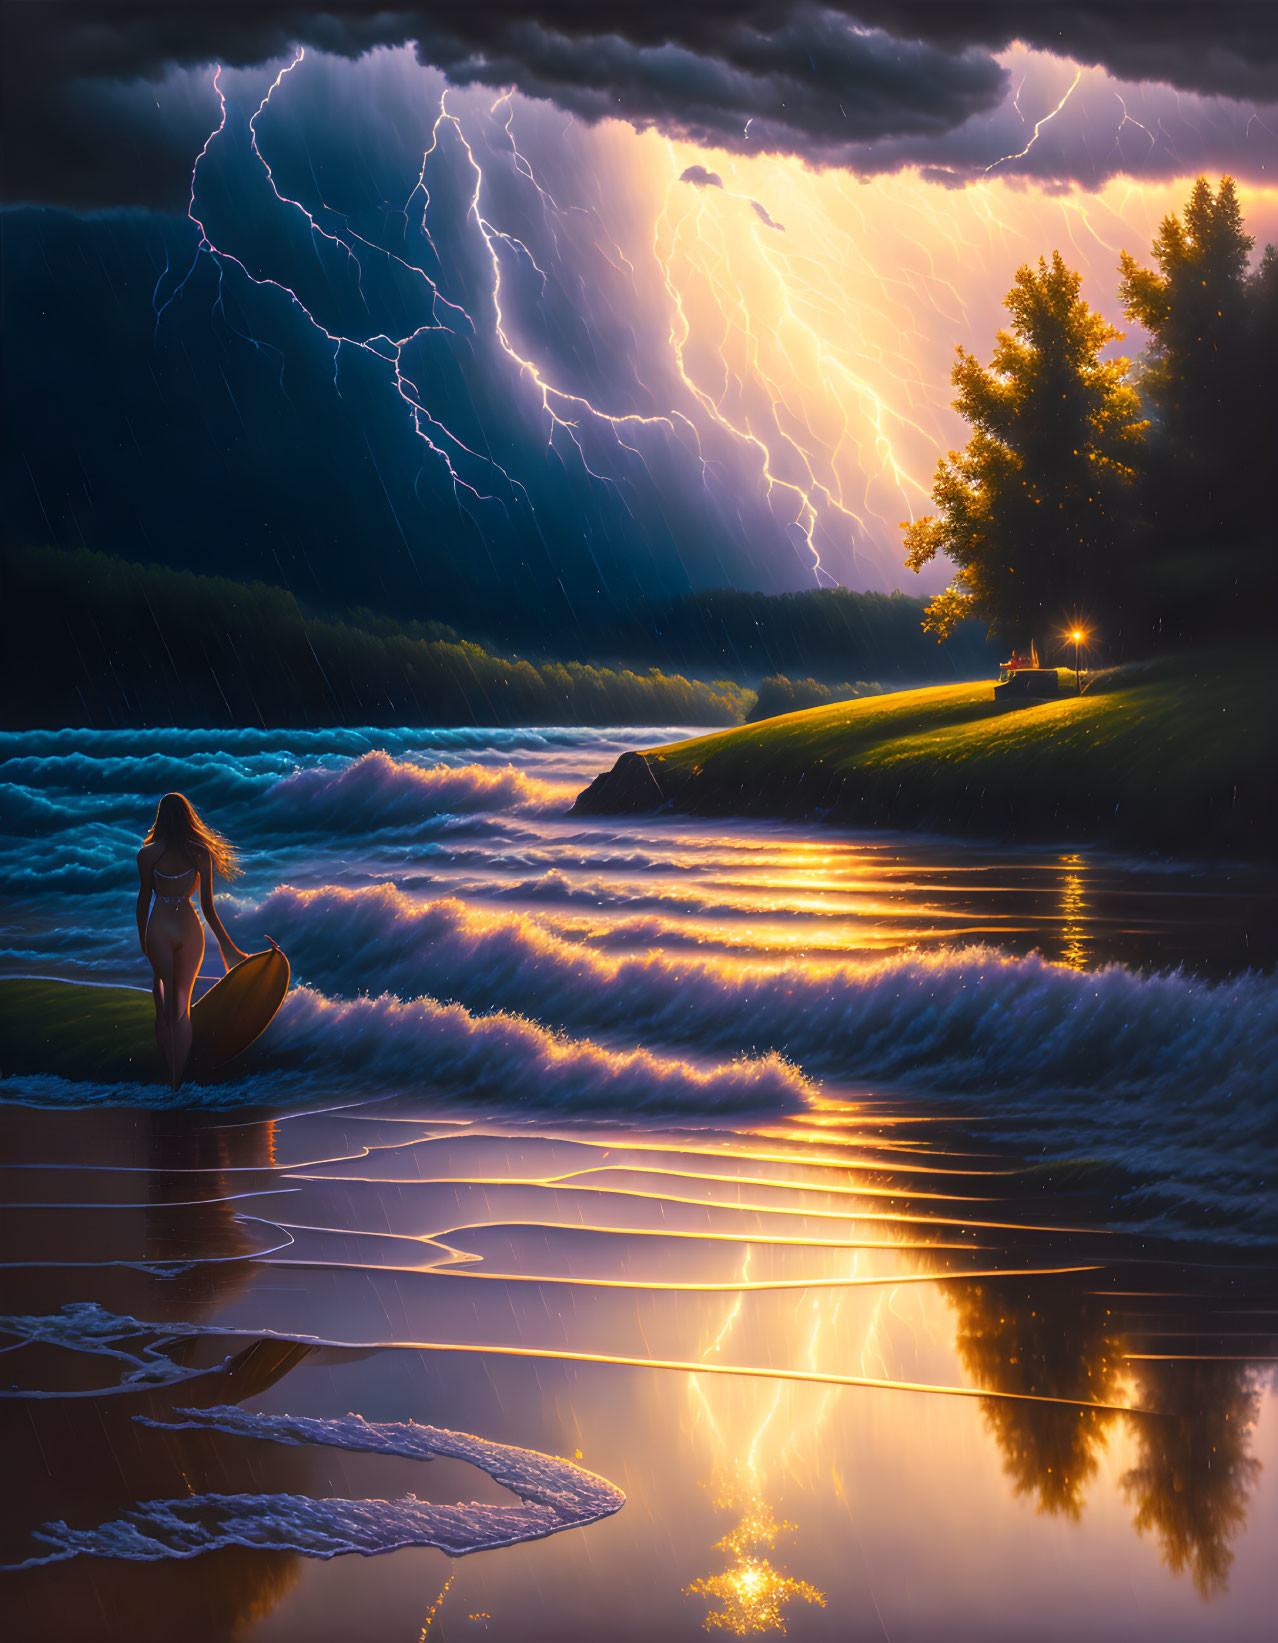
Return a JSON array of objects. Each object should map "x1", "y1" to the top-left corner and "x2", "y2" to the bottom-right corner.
[
  {"x1": 1057, "y1": 853, "x2": 1090, "y2": 969},
  {"x1": 686, "y1": 1252, "x2": 825, "y2": 1633},
  {"x1": 534, "y1": 829, "x2": 1050, "y2": 960},
  {"x1": 667, "y1": 1112, "x2": 1271, "y2": 1620},
  {"x1": 685, "y1": 1464, "x2": 826, "y2": 1635}
]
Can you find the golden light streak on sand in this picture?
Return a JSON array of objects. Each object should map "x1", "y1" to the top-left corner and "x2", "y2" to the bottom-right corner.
[
  {"x1": 348, "y1": 1338, "x2": 1156, "y2": 1411},
  {"x1": 530, "y1": 1163, "x2": 995, "y2": 1203},
  {"x1": 398, "y1": 1263, "x2": 1107, "y2": 1294},
  {"x1": 287, "y1": 1175, "x2": 1111, "y2": 1235},
  {"x1": 433, "y1": 1220, "x2": 976, "y2": 1252},
  {"x1": 452, "y1": 1131, "x2": 1025, "y2": 1178}
]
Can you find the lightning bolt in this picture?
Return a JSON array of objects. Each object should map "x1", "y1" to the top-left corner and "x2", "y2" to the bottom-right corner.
[
  {"x1": 153, "y1": 53, "x2": 513, "y2": 527},
  {"x1": 154, "y1": 53, "x2": 687, "y2": 544},
  {"x1": 1113, "y1": 92, "x2": 1157, "y2": 162},
  {"x1": 653, "y1": 148, "x2": 955, "y2": 585},
  {"x1": 148, "y1": 49, "x2": 1208, "y2": 599},
  {"x1": 436, "y1": 95, "x2": 677, "y2": 488},
  {"x1": 985, "y1": 66, "x2": 1085, "y2": 174}
]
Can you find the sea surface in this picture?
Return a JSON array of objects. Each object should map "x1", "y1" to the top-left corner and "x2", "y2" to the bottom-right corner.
[{"x1": 1, "y1": 726, "x2": 1275, "y2": 1641}]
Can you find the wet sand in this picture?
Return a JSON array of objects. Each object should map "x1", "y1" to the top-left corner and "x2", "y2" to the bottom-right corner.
[
  {"x1": 3, "y1": 727, "x2": 1274, "y2": 1637},
  {"x1": 2, "y1": 1096, "x2": 1274, "y2": 1642}
]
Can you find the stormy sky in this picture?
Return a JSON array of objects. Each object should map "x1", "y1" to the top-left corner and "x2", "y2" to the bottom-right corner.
[{"x1": 3, "y1": 3, "x2": 1277, "y2": 642}]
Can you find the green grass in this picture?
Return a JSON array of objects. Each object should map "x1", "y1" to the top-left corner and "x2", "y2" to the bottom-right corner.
[
  {"x1": 0, "y1": 978, "x2": 158, "y2": 1083},
  {"x1": 579, "y1": 653, "x2": 1275, "y2": 854}
]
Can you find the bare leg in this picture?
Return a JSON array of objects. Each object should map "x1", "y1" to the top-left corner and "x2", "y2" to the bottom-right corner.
[
  {"x1": 148, "y1": 909, "x2": 204, "y2": 1089},
  {"x1": 151, "y1": 964, "x2": 173, "y2": 1082},
  {"x1": 168, "y1": 922, "x2": 205, "y2": 1089}
]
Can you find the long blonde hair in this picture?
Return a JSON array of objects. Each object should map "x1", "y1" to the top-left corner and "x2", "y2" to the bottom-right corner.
[{"x1": 144, "y1": 792, "x2": 241, "y2": 880}]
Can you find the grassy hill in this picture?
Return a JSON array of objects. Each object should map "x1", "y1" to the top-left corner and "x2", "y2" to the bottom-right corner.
[
  {"x1": 574, "y1": 654, "x2": 1276, "y2": 856},
  {"x1": 0, "y1": 978, "x2": 157, "y2": 1083}
]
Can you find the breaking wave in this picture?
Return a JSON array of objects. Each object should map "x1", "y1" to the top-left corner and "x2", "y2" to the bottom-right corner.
[
  {"x1": 7, "y1": 1404, "x2": 624, "y2": 1567},
  {"x1": 255, "y1": 883, "x2": 1276, "y2": 1094},
  {"x1": 245, "y1": 884, "x2": 1278, "y2": 1218},
  {"x1": 263, "y1": 985, "x2": 808, "y2": 1113},
  {"x1": 0, "y1": 981, "x2": 810, "y2": 1116},
  {"x1": 252, "y1": 752, "x2": 562, "y2": 830}
]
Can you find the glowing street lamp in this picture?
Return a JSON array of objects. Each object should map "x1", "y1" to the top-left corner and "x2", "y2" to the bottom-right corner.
[{"x1": 1070, "y1": 627, "x2": 1086, "y2": 694}]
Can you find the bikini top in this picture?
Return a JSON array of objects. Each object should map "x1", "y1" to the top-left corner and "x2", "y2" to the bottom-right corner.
[{"x1": 152, "y1": 864, "x2": 197, "y2": 905}]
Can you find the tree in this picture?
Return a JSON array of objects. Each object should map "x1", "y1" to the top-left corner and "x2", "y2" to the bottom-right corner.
[
  {"x1": 904, "y1": 252, "x2": 1146, "y2": 645},
  {"x1": 1119, "y1": 176, "x2": 1253, "y2": 449},
  {"x1": 1118, "y1": 176, "x2": 1275, "y2": 634}
]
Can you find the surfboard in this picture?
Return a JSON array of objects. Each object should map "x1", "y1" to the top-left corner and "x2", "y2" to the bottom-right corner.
[{"x1": 189, "y1": 943, "x2": 290, "y2": 1073}]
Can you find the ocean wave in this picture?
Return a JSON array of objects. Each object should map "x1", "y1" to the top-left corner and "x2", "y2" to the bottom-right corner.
[
  {"x1": 245, "y1": 884, "x2": 1278, "y2": 1219},
  {"x1": 0, "y1": 750, "x2": 275, "y2": 804},
  {"x1": 265, "y1": 985, "x2": 807, "y2": 1113},
  {"x1": 7, "y1": 1404, "x2": 624, "y2": 1567},
  {"x1": 253, "y1": 883, "x2": 1274, "y2": 1090},
  {"x1": 252, "y1": 752, "x2": 563, "y2": 830},
  {"x1": 477, "y1": 868, "x2": 748, "y2": 915},
  {"x1": 1, "y1": 745, "x2": 577, "y2": 846},
  {"x1": 0, "y1": 982, "x2": 809, "y2": 1116},
  {"x1": 0, "y1": 726, "x2": 693, "y2": 762}
]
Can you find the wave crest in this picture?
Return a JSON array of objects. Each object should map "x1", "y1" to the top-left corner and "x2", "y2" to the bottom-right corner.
[
  {"x1": 254, "y1": 882, "x2": 1276, "y2": 1092},
  {"x1": 266, "y1": 984, "x2": 808, "y2": 1113},
  {"x1": 257, "y1": 752, "x2": 560, "y2": 829},
  {"x1": 245, "y1": 884, "x2": 1278, "y2": 1222}
]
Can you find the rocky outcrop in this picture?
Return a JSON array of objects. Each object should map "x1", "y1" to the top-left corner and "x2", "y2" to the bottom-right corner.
[{"x1": 572, "y1": 751, "x2": 674, "y2": 814}]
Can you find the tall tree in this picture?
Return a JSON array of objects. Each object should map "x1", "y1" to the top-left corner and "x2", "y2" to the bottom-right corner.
[
  {"x1": 1119, "y1": 176, "x2": 1253, "y2": 448},
  {"x1": 1117, "y1": 176, "x2": 1276, "y2": 635},
  {"x1": 904, "y1": 251, "x2": 1146, "y2": 645}
]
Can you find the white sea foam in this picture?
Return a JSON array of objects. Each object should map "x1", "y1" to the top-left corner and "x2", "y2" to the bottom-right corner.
[
  {"x1": 0, "y1": 1301, "x2": 218, "y2": 1396},
  {"x1": 8, "y1": 1404, "x2": 624, "y2": 1566},
  {"x1": 269, "y1": 984, "x2": 809, "y2": 1112},
  {"x1": 240, "y1": 884, "x2": 1278, "y2": 1224},
  {"x1": 253, "y1": 752, "x2": 563, "y2": 830},
  {"x1": 254, "y1": 883, "x2": 1277, "y2": 1097}
]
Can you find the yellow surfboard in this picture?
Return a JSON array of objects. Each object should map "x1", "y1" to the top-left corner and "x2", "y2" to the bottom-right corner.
[{"x1": 190, "y1": 942, "x2": 290, "y2": 1073}]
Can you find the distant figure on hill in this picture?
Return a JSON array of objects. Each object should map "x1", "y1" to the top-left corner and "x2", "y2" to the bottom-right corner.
[
  {"x1": 136, "y1": 792, "x2": 246, "y2": 1087},
  {"x1": 1000, "y1": 641, "x2": 1039, "y2": 680}
]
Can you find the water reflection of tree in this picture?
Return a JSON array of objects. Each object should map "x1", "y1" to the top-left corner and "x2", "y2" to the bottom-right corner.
[
  {"x1": 949, "y1": 1274, "x2": 1123, "y2": 1517},
  {"x1": 945, "y1": 1268, "x2": 1266, "y2": 1596},
  {"x1": 1121, "y1": 1361, "x2": 1264, "y2": 1599}
]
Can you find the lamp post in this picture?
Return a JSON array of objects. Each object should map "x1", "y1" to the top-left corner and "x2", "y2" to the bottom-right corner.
[{"x1": 1071, "y1": 629, "x2": 1083, "y2": 695}]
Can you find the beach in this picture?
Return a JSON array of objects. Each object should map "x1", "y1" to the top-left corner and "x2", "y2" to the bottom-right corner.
[{"x1": 2, "y1": 726, "x2": 1275, "y2": 1639}]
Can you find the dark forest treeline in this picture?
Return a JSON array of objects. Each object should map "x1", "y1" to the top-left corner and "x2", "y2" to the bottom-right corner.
[
  {"x1": 0, "y1": 547, "x2": 753, "y2": 728},
  {"x1": 745, "y1": 675, "x2": 883, "y2": 723},
  {"x1": 2, "y1": 548, "x2": 995, "y2": 730},
  {"x1": 594, "y1": 586, "x2": 998, "y2": 681}
]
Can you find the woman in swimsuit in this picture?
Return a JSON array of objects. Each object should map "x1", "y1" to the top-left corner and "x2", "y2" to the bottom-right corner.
[{"x1": 136, "y1": 792, "x2": 246, "y2": 1088}]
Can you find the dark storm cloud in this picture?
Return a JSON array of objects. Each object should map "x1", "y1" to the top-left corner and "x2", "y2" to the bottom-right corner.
[
  {"x1": 750, "y1": 200, "x2": 786, "y2": 231},
  {"x1": 4, "y1": 3, "x2": 1277, "y2": 210},
  {"x1": 679, "y1": 166, "x2": 785, "y2": 230},
  {"x1": 2, "y1": 3, "x2": 1005, "y2": 208},
  {"x1": 679, "y1": 166, "x2": 725, "y2": 189},
  {"x1": 851, "y1": 4, "x2": 1278, "y2": 103}
]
